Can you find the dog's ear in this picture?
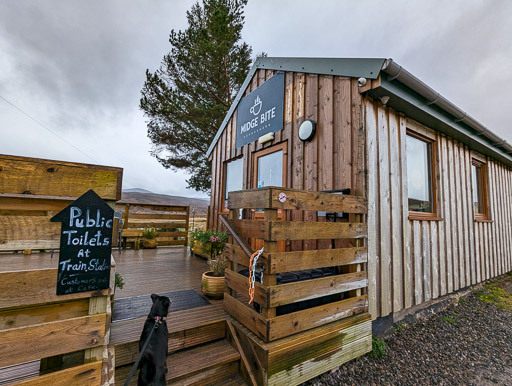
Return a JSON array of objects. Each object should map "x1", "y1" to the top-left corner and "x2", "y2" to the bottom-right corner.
[{"x1": 151, "y1": 294, "x2": 158, "y2": 303}]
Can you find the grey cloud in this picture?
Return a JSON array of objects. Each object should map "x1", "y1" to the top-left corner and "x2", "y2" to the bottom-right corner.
[{"x1": 0, "y1": 0, "x2": 510, "y2": 199}]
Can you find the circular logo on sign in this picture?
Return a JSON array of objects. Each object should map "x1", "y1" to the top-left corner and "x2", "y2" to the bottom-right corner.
[{"x1": 278, "y1": 192, "x2": 286, "y2": 203}]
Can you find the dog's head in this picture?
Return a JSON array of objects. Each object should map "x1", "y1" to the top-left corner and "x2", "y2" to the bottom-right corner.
[{"x1": 149, "y1": 294, "x2": 171, "y2": 318}]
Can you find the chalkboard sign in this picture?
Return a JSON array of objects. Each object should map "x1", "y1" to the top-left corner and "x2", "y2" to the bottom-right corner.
[
  {"x1": 51, "y1": 189, "x2": 114, "y2": 295},
  {"x1": 235, "y1": 71, "x2": 284, "y2": 148}
]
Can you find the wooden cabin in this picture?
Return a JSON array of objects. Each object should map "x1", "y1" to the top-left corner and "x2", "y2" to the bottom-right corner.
[{"x1": 207, "y1": 57, "x2": 512, "y2": 384}]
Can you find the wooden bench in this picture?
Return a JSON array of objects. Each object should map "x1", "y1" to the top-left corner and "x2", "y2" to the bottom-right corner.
[{"x1": 121, "y1": 229, "x2": 143, "y2": 249}]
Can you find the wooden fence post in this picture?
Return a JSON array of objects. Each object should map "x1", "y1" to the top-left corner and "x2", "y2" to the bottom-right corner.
[{"x1": 262, "y1": 208, "x2": 278, "y2": 319}]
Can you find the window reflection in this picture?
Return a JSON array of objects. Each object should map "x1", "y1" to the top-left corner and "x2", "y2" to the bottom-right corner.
[
  {"x1": 224, "y1": 158, "x2": 243, "y2": 210},
  {"x1": 472, "y1": 163, "x2": 484, "y2": 214},
  {"x1": 257, "y1": 150, "x2": 283, "y2": 188},
  {"x1": 407, "y1": 135, "x2": 433, "y2": 213}
]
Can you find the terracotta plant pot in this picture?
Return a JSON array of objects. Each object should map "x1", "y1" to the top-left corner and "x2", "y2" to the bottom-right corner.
[
  {"x1": 143, "y1": 239, "x2": 157, "y2": 249},
  {"x1": 201, "y1": 271, "x2": 226, "y2": 299}
]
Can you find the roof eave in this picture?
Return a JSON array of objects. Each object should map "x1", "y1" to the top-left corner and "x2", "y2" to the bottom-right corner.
[
  {"x1": 366, "y1": 74, "x2": 512, "y2": 167},
  {"x1": 380, "y1": 59, "x2": 512, "y2": 164}
]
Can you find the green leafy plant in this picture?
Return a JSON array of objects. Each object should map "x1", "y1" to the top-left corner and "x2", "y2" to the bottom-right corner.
[
  {"x1": 441, "y1": 316, "x2": 455, "y2": 323},
  {"x1": 207, "y1": 254, "x2": 228, "y2": 277},
  {"x1": 143, "y1": 227, "x2": 157, "y2": 239},
  {"x1": 369, "y1": 336, "x2": 387, "y2": 358},
  {"x1": 392, "y1": 321, "x2": 405, "y2": 333},
  {"x1": 115, "y1": 272, "x2": 125, "y2": 290},
  {"x1": 191, "y1": 229, "x2": 228, "y2": 257},
  {"x1": 191, "y1": 229, "x2": 228, "y2": 243}
]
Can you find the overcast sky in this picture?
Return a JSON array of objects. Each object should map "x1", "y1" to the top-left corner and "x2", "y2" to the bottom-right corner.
[{"x1": 1, "y1": 0, "x2": 511, "y2": 198}]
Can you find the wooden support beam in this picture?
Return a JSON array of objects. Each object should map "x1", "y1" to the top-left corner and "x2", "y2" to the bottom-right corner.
[
  {"x1": 0, "y1": 269, "x2": 109, "y2": 310},
  {"x1": 262, "y1": 209, "x2": 278, "y2": 319},
  {"x1": 15, "y1": 360, "x2": 102, "y2": 386},
  {"x1": 268, "y1": 295, "x2": 368, "y2": 341},
  {"x1": 268, "y1": 271, "x2": 368, "y2": 308},
  {"x1": 0, "y1": 154, "x2": 122, "y2": 200},
  {"x1": 0, "y1": 314, "x2": 106, "y2": 367},
  {"x1": 228, "y1": 187, "x2": 367, "y2": 213},
  {"x1": 269, "y1": 221, "x2": 367, "y2": 241},
  {"x1": 269, "y1": 247, "x2": 367, "y2": 274},
  {"x1": 226, "y1": 319, "x2": 258, "y2": 386}
]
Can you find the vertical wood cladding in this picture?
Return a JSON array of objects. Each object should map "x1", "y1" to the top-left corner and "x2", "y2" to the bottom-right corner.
[
  {"x1": 209, "y1": 69, "x2": 512, "y2": 320},
  {"x1": 365, "y1": 97, "x2": 512, "y2": 319},
  {"x1": 209, "y1": 70, "x2": 363, "y2": 241}
]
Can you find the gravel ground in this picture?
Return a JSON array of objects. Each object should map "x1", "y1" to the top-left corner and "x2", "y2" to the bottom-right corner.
[{"x1": 306, "y1": 274, "x2": 512, "y2": 386}]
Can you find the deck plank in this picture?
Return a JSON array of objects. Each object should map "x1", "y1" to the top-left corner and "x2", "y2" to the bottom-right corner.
[
  {"x1": 115, "y1": 340, "x2": 240, "y2": 385},
  {"x1": 111, "y1": 303, "x2": 226, "y2": 345},
  {"x1": 113, "y1": 247, "x2": 209, "y2": 298}
]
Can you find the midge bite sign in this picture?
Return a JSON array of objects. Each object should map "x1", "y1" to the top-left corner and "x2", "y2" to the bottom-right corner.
[{"x1": 51, "y1": 189, "x2": 114, "y2": 295}]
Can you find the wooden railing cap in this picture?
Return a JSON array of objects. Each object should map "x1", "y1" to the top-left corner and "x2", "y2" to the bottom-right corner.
[{"x1": 228, "y1": 187, "x2": 367, "y2": 214}]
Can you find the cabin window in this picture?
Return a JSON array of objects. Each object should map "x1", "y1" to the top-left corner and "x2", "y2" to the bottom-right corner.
[
  {"x1": 257, "y1": 150, "x2": 283, "y2": 188},
  {"x1": 471, "y1": 159, "x2": 488, "y2": 220},
  {"x1": 252, "y1": 142, "x2": 287, "y2": 189},
  {"x1": 223, "y1": 157, "x2": 243, "y2": 211},
  {"x1": 406, "y1": 132, "x2": 435, "y2": 215}
]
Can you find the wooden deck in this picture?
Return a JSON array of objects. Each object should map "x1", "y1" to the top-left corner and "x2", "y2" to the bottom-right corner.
[
  {"x1": 110, "y1": 248, "x2": 242, "y2": 385},
  {"x1": 0, "y1": 246, "x2": 207, "y2": 295},
  {"x1": 0, "y1": 246, "x2": 209, "y2": 298},
  {"x1": 111, "y1": 246, "x2": 209, "y2": 298}
]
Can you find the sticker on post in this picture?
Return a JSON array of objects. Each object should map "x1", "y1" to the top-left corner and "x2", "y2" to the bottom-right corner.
[{"x1": 278, "y1": 192, "x2": 286, "y2": 203}]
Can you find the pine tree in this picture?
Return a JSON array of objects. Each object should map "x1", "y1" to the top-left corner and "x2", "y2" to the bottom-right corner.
[{"x1": 140, "y1": 0, "x2": 252, "y2": 192}]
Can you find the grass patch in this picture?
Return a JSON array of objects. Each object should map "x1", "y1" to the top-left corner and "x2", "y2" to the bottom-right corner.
[
  {"x1": 478, "y1": 282, "x2": 512, "y2": 311},
  {"x1": 392, "y1": 321, "x2": 405, "y2": 334},
  {"x1": 458, "y1": 297, "x2": 467, "y2": 305},
  {"x1": 441, "y1": 316, "x2": 456, "y2": 323},
  {"x1": 369, "y1": 336, "x2": 387, "y2": 358}
]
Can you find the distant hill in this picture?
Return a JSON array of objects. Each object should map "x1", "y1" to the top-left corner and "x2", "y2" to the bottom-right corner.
[
  {"x1": 123, "y1": 188, "x2": 154, "y2": 194},
  {"x1": 120, "y1": 189, "x2": 209, "y2": 216}
]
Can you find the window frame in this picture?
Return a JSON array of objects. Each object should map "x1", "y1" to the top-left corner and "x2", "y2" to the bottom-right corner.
[
  {"x1": 471, "y1": 158, "x2": 489, "y2": 222},
  {"x1": 406, "y1": 129, "x2": 440, "y2": 221},
  {"x1": 221, "y1": 155, "x2": 244, "y2": 214},
  {"x1": 251, "y1": 141, "x2": 288, "y2": 189}
]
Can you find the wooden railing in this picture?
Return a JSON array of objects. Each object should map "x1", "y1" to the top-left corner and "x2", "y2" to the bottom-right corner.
[
  {"x1": 115, "y1": 203, "x2": 190, "y2": 248},
  {"x1": 0, "y1": 263, "x2": 113, "y2": 384},
  {"x1": 222, "y1": 187, "x2": 369, "y2": 343},
  {"x1": 0, "y1": 154, "x2": 120, "y2": 384},
  {"x1": 0, "y1": 154, "x2": 122, "y2": 253}
]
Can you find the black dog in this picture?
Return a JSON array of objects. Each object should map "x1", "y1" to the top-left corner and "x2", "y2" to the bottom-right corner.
[{"x1": 137, "y1": 294, "x2": 171, "y2": 386}]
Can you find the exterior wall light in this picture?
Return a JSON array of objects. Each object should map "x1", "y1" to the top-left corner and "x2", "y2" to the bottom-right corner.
[{"x1": 298, "y1": 119, "x2": 316, "y2": 142}]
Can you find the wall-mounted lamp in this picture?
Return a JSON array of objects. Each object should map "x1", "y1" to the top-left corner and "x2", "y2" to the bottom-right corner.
[
  {"x1": 298, "y1": 119, "x2": 316, "y2": 142},
  {"x1": 258, "y1": 132, "x2": 274, "y2": 144}
]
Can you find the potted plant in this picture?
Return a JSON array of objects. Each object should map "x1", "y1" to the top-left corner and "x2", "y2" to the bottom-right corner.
[
  {"x1": 142, "y1": 227, "x2": 158, "y2": 249},
  {"x1": 201, "y1": 249, "x2": 228, "y2": 299},
  {"x1": 190, "y1": 230, "x2": 227, "y2": 259}
]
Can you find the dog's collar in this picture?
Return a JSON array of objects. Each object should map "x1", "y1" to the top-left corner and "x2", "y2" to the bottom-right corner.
[{"x1": 153, "y1": 316, "x2": 166, "y2": 323}]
